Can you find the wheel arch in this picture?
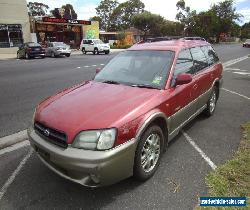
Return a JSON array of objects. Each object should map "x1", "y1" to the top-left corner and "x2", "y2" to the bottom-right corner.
[{"x1": 135, "y1": 112, "x2": 169, "y2": 150}]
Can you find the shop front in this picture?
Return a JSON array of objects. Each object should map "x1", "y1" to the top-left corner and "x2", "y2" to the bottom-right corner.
[
  {"x1": 34, "y1": 17, "x2": 99, "y2": 49},
  {"x1": 0, "y1": 24, "x2": 23, "y2": 48}
]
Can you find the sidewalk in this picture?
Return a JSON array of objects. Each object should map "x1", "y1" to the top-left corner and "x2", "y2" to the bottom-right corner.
[
  {"x1": 0, "y1": 49, "x2": 125, "y2": 60},
  {"x1": 0, "y1": 53, "x2": 16, "y2": 60}
]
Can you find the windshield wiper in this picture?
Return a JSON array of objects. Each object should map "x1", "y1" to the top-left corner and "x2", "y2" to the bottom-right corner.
[
  {"x1": 102, "y1": 80, "x2": 120, "y2": 84},
  {"x1": 131, "y1": 84, "x2": 160, "y2": 89}
]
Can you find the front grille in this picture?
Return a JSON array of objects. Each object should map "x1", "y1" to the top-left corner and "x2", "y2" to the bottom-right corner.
[{"x1": 34, "y1": 122, "x2": 68, "y2": 148}]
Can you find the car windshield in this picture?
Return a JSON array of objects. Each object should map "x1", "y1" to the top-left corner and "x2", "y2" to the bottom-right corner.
[
  {"x1": 27, "y1": 43, "x2": 41, "y2": 47},
  {"x1": 53, "y1": 42, "x2": 66, "y2": 47},
  {"x1": 94, "y1": 50, "x2": 175, "y2": 89},
  {"x1": 93, "y1": 40, "x2": 104, "y2": 44}
]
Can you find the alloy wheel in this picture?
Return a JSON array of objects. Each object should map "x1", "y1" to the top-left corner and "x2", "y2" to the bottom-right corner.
[{"x1": 140, "y1": 133, "x2": 161, "y2": 173}]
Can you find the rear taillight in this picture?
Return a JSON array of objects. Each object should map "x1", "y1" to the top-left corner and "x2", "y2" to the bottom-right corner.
[{"x1": 28, "y1": 48, "x2": 32, "y2": 52}]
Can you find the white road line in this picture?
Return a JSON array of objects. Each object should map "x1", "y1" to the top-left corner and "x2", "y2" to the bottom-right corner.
[
  {"x1": 0, "y1": 149, "x2": 33, "y2": 201},
  {"x1": 222, "y1": 88, "x2": 250, "y2": 100},
  {"x1": 92, "y1": 65, "x2": 97, "y2": 67},
  {"x1": 0, "y1": 130, "x2": 27, "y2": 150},
  {"x1": 223, "y1": 55, "x2": 249, "y2": 68},
  {"x1": 84, "y1": 66, "x2": 89, "y2": 68},
  {"x1": 232, "y1": 72, "x2": 250, "y2": 76},
  {"x1": 181, "y1": 131, "x2": 217, "y2": 170},
  {"x1": 76, "y1": 67, "x2": 81, "y2": 69},
  {"x1": 100, "y1": 64, "x2": 105, "y2": 66},
  {"x1": 0, "y1": 141, "x2": 30, "y2": 156}
]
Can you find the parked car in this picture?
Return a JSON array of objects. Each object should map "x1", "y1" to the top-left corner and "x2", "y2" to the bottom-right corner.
[
  {"x1": 242, "y1": 39, "x2": 250, "y2": 47},
  {"x1": 17, "y1": 42, "x2": 45, "y2": 59},
  {"x1": 80, "y1": 39, "x2": 110, "y2": 55},
  {"x1": 45, "y1": 42, "x2": 71, "y2": 57},
  {"x1": 28, "y1": 38, "x2": 223, "y2": 187}
]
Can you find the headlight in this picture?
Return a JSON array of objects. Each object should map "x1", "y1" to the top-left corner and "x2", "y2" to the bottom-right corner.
[{"x1": 72, "y1": 128, "x2": 117, "y2": 150}]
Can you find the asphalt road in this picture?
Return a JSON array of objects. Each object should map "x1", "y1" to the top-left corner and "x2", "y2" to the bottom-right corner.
[{"x1": 0, "y1": 44, "x2": 249, "y2": 210}]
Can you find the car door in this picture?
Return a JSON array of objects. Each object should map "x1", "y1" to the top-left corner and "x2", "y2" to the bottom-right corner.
[
  {"x1": 190, "y1": 46, "x2": 210, "y2": 109},
  {"x1": 168, "y1": 48, "x2": 198, "y2": 134}
]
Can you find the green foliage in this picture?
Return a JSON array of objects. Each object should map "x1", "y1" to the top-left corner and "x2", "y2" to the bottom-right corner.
[
  {"x1": 175, "y1": 0, "x2": 242, "y2": 42},
  {"x1": 111, "y1": 0, "x2": 145, "y2": 30},
  {"x1": 132, "y1": 11, "x2": 183, "y2": 37},
  {"x1": 27, "y1": 2, "x2": 49, "y2": 16},
  {"x1": 116, "y1": 32, "x2": 126, "y2": 41},
  {"x1": 50, "y1": 4, "x2": 78, "y2": 20},
  {"x1": 96, "y1": 0, "x2": 119, "y2": 31},
  {"x1": 62, "y1": 4, "x2": 78, "y2": 19},
  {"x1": 241, "y1": 22, "x2": 250, "y2": 39}
]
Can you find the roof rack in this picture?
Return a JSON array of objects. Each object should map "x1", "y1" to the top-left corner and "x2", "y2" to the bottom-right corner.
[{"x1": 138, "y1": 36, "x2": 206, "y2": 43}]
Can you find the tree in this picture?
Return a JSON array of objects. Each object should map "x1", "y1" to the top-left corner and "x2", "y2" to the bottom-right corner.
[
  {"x1": 96, "y1": 0, "x2": 119, "y2": 31},
  {"x1": 111, "y1": 0, "x2": 145, "y2": 30},
  {"x1": 241, "y1": 22, "x2": 250, "y2": 39},
  {"x1": 51, "y1": 4, "x2": 78, "y2": 19},
  {"x1": 27, "y1": 2, "x2": 49, "y2": 16},
  {"x1": 132, "y1": 11, "x2": 166, "y2": 37},
  {"x1": 176, "y1": 0, "x2": 196, "y2": 35},
  {"x1": 210, "y1": 0, "x2": 242, "y2": 42},
  {"x1": 62, "y1": 4, "x2": 77, "y2": 19}
]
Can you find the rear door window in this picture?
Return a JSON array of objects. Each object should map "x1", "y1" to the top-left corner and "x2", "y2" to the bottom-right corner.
[
  {"x1": 201, "y1": 45, "x2": 219, "y2": 65},
  {"x1": 190, "y1": 47, "x2": 209, "y2": 73}
]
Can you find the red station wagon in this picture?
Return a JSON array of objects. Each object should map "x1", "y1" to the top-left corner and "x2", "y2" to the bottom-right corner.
[{"x1": 28, "y1": 38, "x2": 223, "y2": 187}]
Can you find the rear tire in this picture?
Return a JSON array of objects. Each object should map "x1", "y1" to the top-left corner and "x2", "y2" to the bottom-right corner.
[
  {"x1": 66, "y1": 54, "x2": 70, "y2": 57},
  {"x1": 25, "y1": 53, "x2": 30, "y2": 59},
  {"x1": 82, "y1": 48, "x2": 86, "y2": 54},
  {"x1": 203, "y1": 87, "x2": 218, "y2": 117},
  {"x1": 105, "y1": 50, "x2": 110, "y2": 55},
  {"x1": 133, "y1": 125, "x2": 164, "y2": 181}
]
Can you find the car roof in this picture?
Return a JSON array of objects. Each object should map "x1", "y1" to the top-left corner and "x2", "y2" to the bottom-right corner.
[{"x1": 129, "y1": 39, "x2": 209, "y2": 52}]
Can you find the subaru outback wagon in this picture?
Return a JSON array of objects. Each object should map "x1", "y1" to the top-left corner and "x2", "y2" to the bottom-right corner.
[{"x1": 28, "y1": 38, "x2": 223, "y2": 187}]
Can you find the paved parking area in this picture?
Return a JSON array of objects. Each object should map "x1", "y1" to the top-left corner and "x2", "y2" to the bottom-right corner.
[{"x1": 0, "y1": 45, "x2": 249, "y2": 209}]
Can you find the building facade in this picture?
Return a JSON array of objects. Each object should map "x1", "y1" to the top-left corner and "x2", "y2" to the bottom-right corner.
[
  {"x1": 30, "y1": 17, "x2": 99, "y2": 49},
  {"x1": 0, "y1": 0, "x2": 31, "y2": 54}
]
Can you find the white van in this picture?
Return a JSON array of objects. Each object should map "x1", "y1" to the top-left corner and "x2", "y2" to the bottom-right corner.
[{"x1": 80, "y1": 39, "x2": 110, "y2": 55}]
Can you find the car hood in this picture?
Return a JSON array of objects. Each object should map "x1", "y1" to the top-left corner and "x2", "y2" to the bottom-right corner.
[{"x1": 35, "y1": 81, "x2": 161, "y2": 143}]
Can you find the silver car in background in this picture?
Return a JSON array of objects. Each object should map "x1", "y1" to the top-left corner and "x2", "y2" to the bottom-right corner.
[{"x1": 45, "y1": 42, "x2": 71, "y2": 57}]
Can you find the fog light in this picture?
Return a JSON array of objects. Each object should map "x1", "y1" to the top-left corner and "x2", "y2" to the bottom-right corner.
[{"x1": 90, "y1": 174, "x2": 100, "y2": 184}]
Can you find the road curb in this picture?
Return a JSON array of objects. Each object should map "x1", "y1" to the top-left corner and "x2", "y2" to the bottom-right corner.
[{"x1": 0, "y1": 130, "x2": 28, "y2": 150}]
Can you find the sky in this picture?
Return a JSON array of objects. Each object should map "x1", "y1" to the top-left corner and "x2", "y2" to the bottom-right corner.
[{"x1": 28, "y1": 0, "x2": 250, "y2": 25}]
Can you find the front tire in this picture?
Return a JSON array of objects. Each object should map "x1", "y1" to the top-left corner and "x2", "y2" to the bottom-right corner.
[
  {"x1": 204, "y1": 87, "x2": 218, "y2": 117},
  {"x1": 66, "y1": 54, "x2": 70, "y2": 57},
  {"x1": 25, "y1": 53, "x2": 30, "y2": 59},
  {"x1": 133, "y1": 125, "x2": 164, "y2": 181},
  {"x1": 93, "y1": 48, "x2": 99, "y2": 55},
  {"x1": 105, "y1": 50, "x2": 110, "y2": 55}
]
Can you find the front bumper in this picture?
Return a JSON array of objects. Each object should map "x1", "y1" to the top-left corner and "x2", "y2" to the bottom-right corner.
[{"x1": 28, "y1": 127, "x2": 137, "y2": 187}]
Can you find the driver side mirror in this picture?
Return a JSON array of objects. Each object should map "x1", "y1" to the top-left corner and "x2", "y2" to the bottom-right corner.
[{"x1": 175, "y1": 73, "x2": 192, "y2": 86}]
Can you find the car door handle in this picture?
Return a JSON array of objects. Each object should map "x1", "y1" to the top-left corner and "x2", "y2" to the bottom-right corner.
[{"x1": 193, "y1": 84, "x2": 198, "y2": 90}]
